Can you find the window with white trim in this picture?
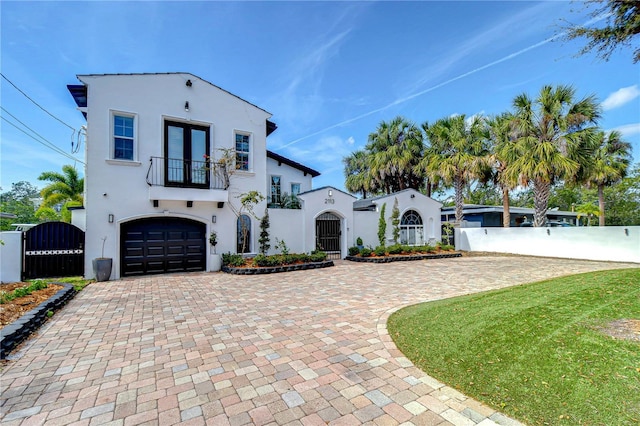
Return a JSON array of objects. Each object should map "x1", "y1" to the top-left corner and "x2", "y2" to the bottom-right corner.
[
  {"x1": 270, "y1": 176, "x2": 282, "y2": 205},
  {"x1": 235, "y1": 133, "x2": 250, "y2": 171},
  {"x1": 291, "y1": 183, "x2": 301, "y2": 196},
  {"x1": 400, "y1": 210, "x2": 424, "y2": 246},
  {"x1": 113, "y1": 114, "x2": 135, "y2": 160}
]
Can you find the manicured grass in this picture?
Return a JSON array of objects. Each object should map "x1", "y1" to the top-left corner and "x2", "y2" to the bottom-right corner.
[
  {"x1": 388, "y1": 268, "x2": 640, "y2": 426},
  {"x1": 44, "y1": 276, "x2": 93, "y2": 291}
]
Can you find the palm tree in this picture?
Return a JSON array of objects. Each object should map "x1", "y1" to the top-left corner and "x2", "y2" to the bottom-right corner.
[
  {"x1": 505, "y1": 85, "x2": 600, "y2": 227},
  {"x1": 582, "y1": 130, "x2": 632, "y2": 226},
  {"x1": 343, "y1": 150, "x2": 374, "y2": 198},
  {"x1": 38, "y1": 165, "x2": 84, "y2": 209},
  {"x1": 366, "y1": 116, "x2": 424, "y2": 194},
  {"x1": 487, "y1": 113, "x2": 520, "y2": 227},
  {"x1": 422, "y1": 114, "x2": 489, "y2": 223},
  {"x1": 576, "y1": 202, "x2": 600, "y2": 226}
]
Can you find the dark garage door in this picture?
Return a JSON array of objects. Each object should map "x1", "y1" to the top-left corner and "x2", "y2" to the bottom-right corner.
[{"x1": 121, "y1": 217, "x2": 206, "y2": 277}]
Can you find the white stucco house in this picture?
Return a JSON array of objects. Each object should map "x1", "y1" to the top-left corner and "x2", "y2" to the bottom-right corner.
[{"x1": 68, "y1": 72, "x2": 441, "y2": 279}]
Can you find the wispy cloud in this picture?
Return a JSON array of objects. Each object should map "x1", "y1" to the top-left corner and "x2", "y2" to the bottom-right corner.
[
  {"x1": 284, "y1": 135, "x2": 356, "y2": 175},
  {"x1": 403, "y1": 2, "x2": 556, "y2": 96},
  {"x1": 601, "y1": 85, "x2": 640, "y2": 111},
  {"x1": 611, "y1": 123, "x2": 640, "y2": 138}
]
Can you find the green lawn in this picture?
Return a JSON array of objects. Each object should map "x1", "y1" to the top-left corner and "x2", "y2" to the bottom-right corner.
[{"x1": 388, "y1": 268, "x2": 640, "y2": 426}]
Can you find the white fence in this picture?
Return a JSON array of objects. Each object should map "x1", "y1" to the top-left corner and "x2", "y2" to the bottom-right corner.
[
  {"x1": 1, "y1": 232, "x2": 22, "y2": 283},
  {"x1": 456, "y1": 226, "x2": 639, "y2": 263}
]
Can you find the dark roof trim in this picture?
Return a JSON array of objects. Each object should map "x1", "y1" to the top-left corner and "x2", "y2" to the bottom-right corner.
[
  {"x1": 267, "y1": 150, "x2": 320, "y2": 177},
  {"x1": 266, "y1": 120, "x2": 277, "y2": 137},
  {"x1": 67, "y1": 84, "x2": 88, "y2": 119}
]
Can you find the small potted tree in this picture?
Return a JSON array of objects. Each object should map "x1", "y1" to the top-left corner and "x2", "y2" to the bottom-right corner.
[
  {"x1": 92, "y1": 236, "x2": 112, "y2": 281},
  {"x1": 209, "y1": 230, "x2": 222, "y2": 272}
]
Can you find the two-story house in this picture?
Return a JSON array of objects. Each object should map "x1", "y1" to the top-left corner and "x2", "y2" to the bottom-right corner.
[{"x1": 68, "y1": 72, "x2": 442, "y2": 280}]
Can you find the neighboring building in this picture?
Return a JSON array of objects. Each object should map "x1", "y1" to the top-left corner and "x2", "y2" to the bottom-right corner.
[
  {"x1": 441, "y1": 204, "x2": 579, "y2": 227},
  {"x1": 68, "y1": 72, "x2": 442, "y2": 280}
]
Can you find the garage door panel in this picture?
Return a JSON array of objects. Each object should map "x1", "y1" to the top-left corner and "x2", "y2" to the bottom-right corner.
[{"x1": 121, "y1": 217, "x2": 205, "y2": 277}]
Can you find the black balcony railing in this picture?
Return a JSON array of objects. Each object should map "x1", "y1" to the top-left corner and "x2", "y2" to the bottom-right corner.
[{"x1": 146, "y1": 157, "x2": 228, "y2": 190}]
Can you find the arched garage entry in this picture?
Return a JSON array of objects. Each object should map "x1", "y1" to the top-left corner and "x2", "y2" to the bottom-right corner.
[
  {"x1": 120, "y1": 217, "x2": 206, "y2": 277},
  {"x1": 316, "y1": 212, "x2": 341, "y2": 259}
]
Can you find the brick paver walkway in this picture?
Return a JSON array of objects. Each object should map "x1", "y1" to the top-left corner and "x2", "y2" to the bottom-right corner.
[{"x1": 1, "y1": 256, "x2": 636, "y2": 426}]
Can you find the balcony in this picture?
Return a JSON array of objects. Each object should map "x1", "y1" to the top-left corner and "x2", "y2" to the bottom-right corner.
[{"x1": 146, "y1": 156, "x2": 229, "y2": 203}]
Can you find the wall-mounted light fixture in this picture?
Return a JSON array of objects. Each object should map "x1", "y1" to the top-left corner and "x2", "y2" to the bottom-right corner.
[
  {"x1": 187, "y1": 201, "x2": 193, "y2": 208},
  {"x1": 328, "y1": 189, "x2": 333, "y2": 197},
  {"x1": 184, "y1": 101, "x2": 190, "y2": 112},
  {"x1": 153, "y1": 200, "x2": 159, "y2": 208},
  {"x1": 212, "y1": 215, "x2": 217, "y2": 223},
  {"x1": 410, "y1": 194, "x2": 415, "y2": 198},
  {"x1": 484, "y1": 228, "x2": 487, "y2": 235},
  {"x1": 108, "y1": 214, "x2": 114, "y2": 223},
  {"x1": 186, "y1": 79, "x2": 192, "y2": 87},
  {"x1": 624, "y1": 228, "x2": 629, "y2": 236},
  {"x1": 546, "y1": 229, "x2": 551, "y2": 236}
]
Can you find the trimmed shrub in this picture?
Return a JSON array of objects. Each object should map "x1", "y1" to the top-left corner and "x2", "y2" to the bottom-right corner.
[
  {"x1": 360, "y1": 248, "x2": 373, "y2": 257},
  {"x1": 374, "y1": 246, "x2": 386, "y2": 256},
  {"x1": 387, "y1": 244, "x2": 403, "y2": 255},
  {"x1": 222, "y1": 253, "x2": 245, "y2": 267},
  {"x1": 348, "y1": 246, "x2": 360, "y2": 256}
]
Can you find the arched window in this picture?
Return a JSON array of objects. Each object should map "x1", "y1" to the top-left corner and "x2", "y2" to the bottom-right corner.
[
  {"x1": 400, "y1": 210, "x2": 424, "y2": 246},
  {"x1": 237, "y1": 214, "x2": 251, "y2": 253}
]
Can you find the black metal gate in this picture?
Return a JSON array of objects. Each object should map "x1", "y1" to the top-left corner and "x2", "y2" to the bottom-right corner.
[
  {"x1": 316, "y1": 212, "x2": 341, "y2": 260},
  {"x1": 23, "y1": 222, "x2": 85, "y2": 280}
]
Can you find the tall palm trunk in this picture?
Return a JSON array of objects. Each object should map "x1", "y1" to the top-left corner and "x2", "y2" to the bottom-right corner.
[
  {"x1": 454, "y1": 175, "x2": 464, "y2": 223},
  {"x1": 533, "y1": 178, "x2": 550, "y2": 227},
  {"x1": 502, "y1": 186, "x2": 510, "y2": 227},
  {"x1": 598, "y1": 184, "x2": 605, "y2": 226}
]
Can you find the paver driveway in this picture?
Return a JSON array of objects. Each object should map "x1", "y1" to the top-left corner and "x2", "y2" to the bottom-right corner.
[{"x1": 1, "y1": 256, "x2": 636, "y2": 426}]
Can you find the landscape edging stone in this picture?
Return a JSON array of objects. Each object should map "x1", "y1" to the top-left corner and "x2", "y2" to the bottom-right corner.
[{"x1": 1, "y1": 283, "x2": 76, "y2": 359}]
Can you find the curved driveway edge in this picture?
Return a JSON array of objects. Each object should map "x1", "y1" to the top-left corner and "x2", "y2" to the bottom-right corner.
[{"x1": 1, "y1": 256, "x2": 636, "y2": 426}]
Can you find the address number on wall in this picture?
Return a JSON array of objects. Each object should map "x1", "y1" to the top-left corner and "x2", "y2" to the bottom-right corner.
[{"x1": 324, "y1": 198, "x2": 335, "y2": 204}]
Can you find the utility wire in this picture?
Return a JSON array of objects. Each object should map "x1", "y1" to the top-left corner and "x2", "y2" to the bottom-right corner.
[
  {"x1": 1, "y1": 112, "x2": 84, "y2": 164},
  {"x1": 1, "y1": 73, "x2": 77, "y2": 133}
]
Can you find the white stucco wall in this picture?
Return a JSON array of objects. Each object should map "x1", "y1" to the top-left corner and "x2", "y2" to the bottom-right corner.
[
  {"x1": 78, "y1": 73, "x2": 272, "y2": 279},
  {"x1": 0, "y1": 232, "x2": 22, "y2": 283},
  {"x1": 266, "y1": 209, "x2": 304, "y2": 254},
  {"x1": 352, "y1": 189, "x2": 443, "y2": 248},
  {"x1": 353, "y1": 211, "x2": 379, "y2": 248},
  {"x1": 456, "y1": 226, "x2": 640, "y2": 263},
  {"x1": 298, "y1": 188, "x2": 355, "y2": 255},
  {"x1": 266, "y1": 157, "x2": 313, "y2": 201}
]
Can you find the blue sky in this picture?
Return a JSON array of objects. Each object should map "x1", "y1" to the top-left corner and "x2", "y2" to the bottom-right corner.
[{"x1": 2, "y1": 1, "x2": 639, "y2": 195}]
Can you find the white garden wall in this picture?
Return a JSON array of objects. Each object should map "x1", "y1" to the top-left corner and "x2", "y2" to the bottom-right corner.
[
  {"x1": 456, "y1": 226, "x2": 640, "y2": 263},
  {"x1": 266, "y1": 209, "x2": 304, "y2": 254},
  {"x1": 0, "y1": 232, "x2": 22, "y2": 283}
]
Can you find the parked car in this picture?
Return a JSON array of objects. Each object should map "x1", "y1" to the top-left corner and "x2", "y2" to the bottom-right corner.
[{"x1": 520, "y1": 221, "x2": 574, "y2": 227}]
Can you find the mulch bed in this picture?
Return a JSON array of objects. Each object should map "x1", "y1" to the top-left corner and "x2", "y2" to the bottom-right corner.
[
  {"x1": 222, "y1": 260, "x2": 334, "y2": 275},
  {"x1": 345, "y1": 252, "x2": 461, "y2": 263},
  {"x1": 0, "y1": 283, "x2": 64, "y2": 329}
]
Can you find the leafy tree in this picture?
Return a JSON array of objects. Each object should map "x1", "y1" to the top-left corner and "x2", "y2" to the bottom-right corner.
[
  {"x1": 504, "y1": 85, "x2": 600, "y2": 227},
  {"x1": 576, "y1": 202, "x2": 600, "y2": 226},
  {"x1": 603, "y1": 162, "x2": 640, "y2": 225},
  {"x1": 377, "y1": 202, "x2": 387, "y2": 247},
  {"x1": 391, "y1": 198, "x2": 400, "y2": 244},
  {"x1": 38, "y1": 165, "x2": 84, "y2": 223},
  {"x1": 0, "y1": 181, "x2": 40, "y2": 230},
  {"x1": 422, "y1": 114, "x2": 489, "y2": 223},
  {"x1": 562, "y1": 0, "x2": 640, "y2": 63},
  {"x1": 258, "y1": 208, "x2": 271, "y2": 255},
  {"x1": 581, "y1": 130, "x2": 632, "y2": 226}
]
